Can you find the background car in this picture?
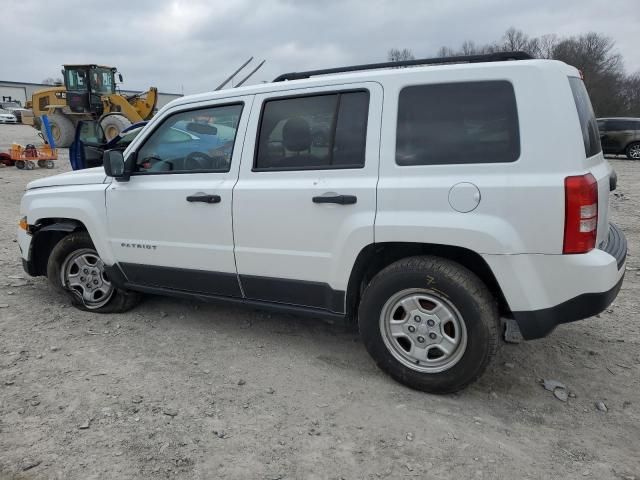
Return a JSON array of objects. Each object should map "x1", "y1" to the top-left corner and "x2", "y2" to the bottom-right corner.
[
  {"x1": 0, "y1": 109, "x2": 18, "y2": 124},
  {"x1": 597, "y1": 117, "x2": 640, "y2": 159},
  {"x1": 0, "y1": 101, "x2": 29, "y2": 123}
]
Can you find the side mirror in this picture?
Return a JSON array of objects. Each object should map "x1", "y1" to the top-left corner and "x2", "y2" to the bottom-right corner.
[
  {"x1": 103, "y1": 149, "x2": 131, "y2": 181},
  {"x1": 118, "y1": 73, "x2": 123, "y2": 83}
]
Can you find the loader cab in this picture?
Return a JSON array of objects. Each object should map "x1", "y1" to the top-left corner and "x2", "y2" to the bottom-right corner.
[{"x1": 63, "y1": 65, "x2": 116, "y2": 116}]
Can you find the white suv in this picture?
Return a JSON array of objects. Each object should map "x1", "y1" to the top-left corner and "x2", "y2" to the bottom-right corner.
[{"x1": 17, "y1": 52, "x2": 627, "y2": 393}]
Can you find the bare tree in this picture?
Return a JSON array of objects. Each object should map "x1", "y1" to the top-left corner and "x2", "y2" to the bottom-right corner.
[
  {"x1": 537, "y1": 34, "x2": 559, "y2": 59},
  {"x1": 502, "y1": 27, "x2": 530, "y2": 51},
  {"x1": 427, "y1": 28, "x2": 639, "y2": 116},
  {"x1": 436, "y1": 46, "x2": 455, "y2": 58},
  {"x1": 552, "y1": 33, "x2": 625, "y2": 116},
  {"x1": 388, "y1": 48, "x2": 416, "y2": 62},
  {"x1": 620, "y1": 73, "x2": 640, "y2": 116}
]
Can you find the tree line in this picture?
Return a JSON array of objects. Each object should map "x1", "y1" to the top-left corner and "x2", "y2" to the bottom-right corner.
[{"x1": 388, "y1": 28, "x2": 640, "y2": 117}]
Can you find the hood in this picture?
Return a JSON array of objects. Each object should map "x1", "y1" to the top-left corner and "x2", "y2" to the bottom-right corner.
[{"x1": 27, "y1": 167, "x2": 109, "y2": 190}]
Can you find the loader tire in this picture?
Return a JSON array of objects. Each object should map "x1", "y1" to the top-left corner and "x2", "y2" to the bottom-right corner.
[
  {"x1": 100, "y1": 115, "x2": 132, "y2": 142},
  {"x1": 46, "y1": 113, "x2": 75, "y2": 148}
]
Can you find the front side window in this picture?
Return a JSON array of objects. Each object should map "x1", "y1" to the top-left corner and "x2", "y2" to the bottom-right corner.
[
  {"x1": 135, "y1": 103, "x2": 243, "y2": 174},
  {"x1": 396, "y1": 81, "x2": 520, "y2": 165},
  {"x1": 255, "y1": 91, "x2": 369, "y2": 170}
]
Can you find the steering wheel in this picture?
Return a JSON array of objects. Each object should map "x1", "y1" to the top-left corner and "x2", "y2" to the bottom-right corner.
[{"x1": 185, "y1": 151, "x2": 227, "y2": 171}]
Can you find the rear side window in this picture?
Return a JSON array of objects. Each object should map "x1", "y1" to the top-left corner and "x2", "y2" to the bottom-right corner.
[
  {"x1": 396, "y1": 81, "x2": 520, "y2": 165},
  {"x1": 605, "y1": 119, "x2": 639, "y2": 131},
  {"x1": 254, "y1": 91, "x2": 369, "y2": 171},
  {"x1": 569, "y1": 77, "x2": 602, "y2": 158}
]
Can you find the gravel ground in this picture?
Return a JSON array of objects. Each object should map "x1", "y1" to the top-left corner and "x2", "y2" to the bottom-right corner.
[{"x1": 0, "y1": 123, "x2": 639, "y2": 480}]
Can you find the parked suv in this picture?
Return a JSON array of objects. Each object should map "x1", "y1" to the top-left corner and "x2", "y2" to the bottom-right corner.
[
  {"x1": 597, "y1": 117, "x2": 640, "y2": 159},
  {"x1": 17, "y1": 53, "x2": 626, "y2": 393}
]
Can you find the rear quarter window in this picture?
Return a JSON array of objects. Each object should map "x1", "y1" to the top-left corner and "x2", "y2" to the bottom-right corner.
[
  {"x1": 568, "y1": 77, "x2": 601, "y2": 158},
  {"x1": 396, "y1": 81, "x2": 520, "y2": 165}
]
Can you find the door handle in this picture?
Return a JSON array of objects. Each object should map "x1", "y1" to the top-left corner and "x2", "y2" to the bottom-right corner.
[
  {"x1": 312, "y1": 194, "x2": 357, "y2": 205},
  {"x1": 186, "y1": 194, "x2": 221, "y2": 204}
]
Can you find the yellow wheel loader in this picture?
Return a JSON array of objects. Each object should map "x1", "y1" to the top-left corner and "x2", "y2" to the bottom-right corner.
[{"x1": 31, "y1": 65, "x2": 157, "y2": 147}]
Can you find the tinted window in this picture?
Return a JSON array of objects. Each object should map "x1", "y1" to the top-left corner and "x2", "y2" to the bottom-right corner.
[
  {"x1": 605, "y1": 119, "x2": 639, "y2": 131},
  {"x1": 255, "y1": 91, "x2": 369, "y2": 170},
  {"x1": 396, "y1": 81, "x2": 520, "y2": 165},
  {"x1": 135, "y1": 104, "x2": 243, "y2": 174},
  {"x1": 569, "y1": 77, "x2": 601, "y2": 157}
]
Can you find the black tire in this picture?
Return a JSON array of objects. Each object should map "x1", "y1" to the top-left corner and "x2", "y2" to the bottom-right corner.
[
  {"x1": 358, "y1": 256, "x2": 499, "y2": 393},
  {"x1": 47, "y1": 231, "x2": 140, "y2": 313},
  {"x1": 625, "y1": 142, "x2": 640, "y2": 160},
  {"x1": 46, "y1": 112, "x2": 75, "y2": 148},
  {"x1": 100, "y1": 115, "x2": 132, "y2": 142},
  {"x1": 37, "y1": 160, "x2": 47, "y2": 168},
  {"x1": 15, "y1": 160, "x2": 25, "y2": 169}
]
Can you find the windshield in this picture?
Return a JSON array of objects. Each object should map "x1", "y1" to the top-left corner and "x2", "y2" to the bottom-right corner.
[
  {"x1": 114, "y1": 128, "x2": 143, "y2": 148},
  {"x1": 89, "y1": 68, "x2": 115, "y2": 95}
]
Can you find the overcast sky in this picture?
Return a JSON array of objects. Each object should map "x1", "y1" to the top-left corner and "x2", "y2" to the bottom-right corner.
[{"x1": 4, "y1": 0, "x2": 639, "y2": 95}]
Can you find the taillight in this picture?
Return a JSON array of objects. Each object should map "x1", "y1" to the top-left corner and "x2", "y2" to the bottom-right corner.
[{"x1": 563, "y1": 173, "x2": 598, "y2": 254}]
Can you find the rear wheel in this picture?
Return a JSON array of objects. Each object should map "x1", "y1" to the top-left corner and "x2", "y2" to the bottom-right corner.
[
  {"x1": 100, "y1": 115, "x2": 132, "y2": 142},
  {"x1": 47, "y1": 112, "x2": 75, "y2": 148},
  {"x1": 47, "y1": 232, "x2": 140, "y2": 313},
  {"x1": 358, "y1": 256, "x2": 499, "y2": 393},
  {"x1": 626, "y1": 142, "x2": 640, "y2": 160},
  {"x1": 15, "y1": 160, "x2": 25, "y2": 169}
]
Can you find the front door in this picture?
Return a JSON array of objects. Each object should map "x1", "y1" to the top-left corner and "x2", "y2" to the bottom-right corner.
[
  {"x1": 71, "y1": 121, "x2": 106, "y2": 170},
  {"x1": 106, "y1": 98, "x2": 251, "y2": 297},
  {"x1": 233, "y1": 84, "x2": 382, "y2": 313}
]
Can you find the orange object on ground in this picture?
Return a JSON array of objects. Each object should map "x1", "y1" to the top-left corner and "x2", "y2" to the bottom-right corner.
[{"x1": 10, "y1": 143, "x2": 58, "y2": 161}]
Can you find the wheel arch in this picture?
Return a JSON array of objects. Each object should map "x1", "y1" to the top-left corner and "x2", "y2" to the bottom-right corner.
[
  {"x1": 345, "y1": 242, "x2": 510, "y2": 322},
  {"x1": 29, "y1": 218, "x2": 88, "y2": 276}
]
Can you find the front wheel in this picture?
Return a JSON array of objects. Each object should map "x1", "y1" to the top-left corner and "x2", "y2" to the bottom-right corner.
[
  {"x1": 47, "y1": 232, "x2": 140, "y2": 313},
  {"x1": 358, "y1": 256, "x2": 499, "y2": 393},
  {"x1": 626, "y1": 142, "x2": 640, "y2": 160}
]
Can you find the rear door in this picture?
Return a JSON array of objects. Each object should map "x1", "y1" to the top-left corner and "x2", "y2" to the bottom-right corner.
[{"x1": 233, "y1": 83, "x2": 382, "y2": 313}]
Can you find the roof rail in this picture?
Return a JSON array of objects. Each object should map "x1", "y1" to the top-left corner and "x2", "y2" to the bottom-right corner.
[{"x1": 273, "y1": 51, "x2": 533, "y2": 82}]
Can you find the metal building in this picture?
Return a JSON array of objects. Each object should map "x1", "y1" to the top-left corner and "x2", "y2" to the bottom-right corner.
[{"x1": 0, "y1": 80, "x2": 181, "y2": 108}]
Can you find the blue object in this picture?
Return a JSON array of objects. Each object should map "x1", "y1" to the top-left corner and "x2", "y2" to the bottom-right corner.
[
  {"x1": 41, "y1": 115, "x2": 56, "y2": 149},
  {"x1": 70, "y1": 121, "x2": 148, "y2": 170}
]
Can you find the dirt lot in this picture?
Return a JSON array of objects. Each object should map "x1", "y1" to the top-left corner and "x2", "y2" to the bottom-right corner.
[{"x1": 0, "y1": 123, "x2": 638, "y2": 480}]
